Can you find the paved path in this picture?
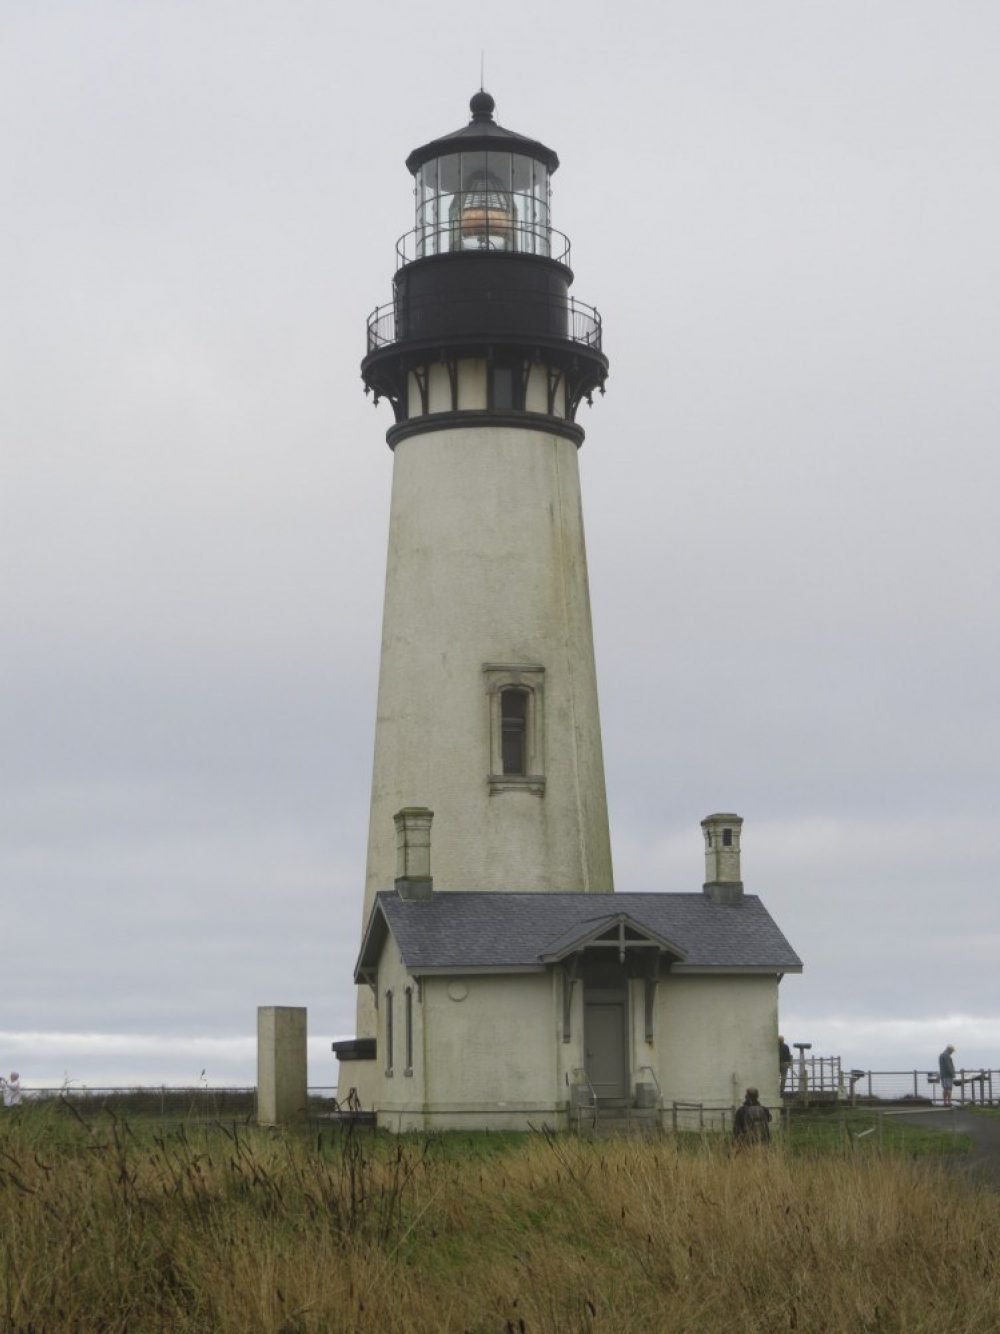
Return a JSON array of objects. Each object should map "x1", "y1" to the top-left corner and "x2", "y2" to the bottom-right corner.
[{"x1": 914, "y1": 1109, "x2": 1000, "y2": 1188}]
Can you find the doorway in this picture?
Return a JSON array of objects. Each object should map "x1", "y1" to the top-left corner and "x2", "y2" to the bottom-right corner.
[{"x1": 583, "y1": 959, "x2": 629, "y2": 1101}]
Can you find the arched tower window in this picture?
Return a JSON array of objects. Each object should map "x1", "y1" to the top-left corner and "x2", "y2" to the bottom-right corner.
[
  {"x1": 483, "y1": 663, "x2": 546, "y2": 794},
  {"x1": 501, "y1": 688, "x2": 528, "y2": 775}
]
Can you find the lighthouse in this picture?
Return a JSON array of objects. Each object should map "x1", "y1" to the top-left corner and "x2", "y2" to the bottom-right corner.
[
  {"x1": 333, "y1": 93, "x2": 803, "y2": 1129},
  {"x1": 359, "y1": 91, "x2": 614, "y2": 913}
]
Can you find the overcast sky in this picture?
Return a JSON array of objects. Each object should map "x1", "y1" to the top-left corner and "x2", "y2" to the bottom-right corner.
[{"x1": 3, "y1": 1, "x2": 998, "y2": 1086}]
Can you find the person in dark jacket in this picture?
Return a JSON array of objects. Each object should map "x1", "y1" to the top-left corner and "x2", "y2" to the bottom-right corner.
[
  {"x1": 938, "y1": 1045, "x2": 956, "y2": 1107},
  {"x1": 778, "y1": 1036, "x2": 792, "y2": 1095},
  {"x1": 733, "y1": 1087, "x2": 772, "y2": 1145}
]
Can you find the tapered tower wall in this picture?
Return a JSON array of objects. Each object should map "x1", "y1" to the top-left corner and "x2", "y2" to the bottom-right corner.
[
  {"x1": 346, "y1": 91, "x2": 613, "y2": 1099},
  {"x1": 362, "y1": 417, "x2": 613, "y2": 918}
]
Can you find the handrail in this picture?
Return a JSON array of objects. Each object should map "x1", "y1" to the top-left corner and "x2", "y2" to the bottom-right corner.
[
  {"x1": 395, "y1": 221, "x2": 571, "y2": 268},
  {"x1": 638, "y1": 1064, "x2": 662, "y2": 1102},
  {"x1": 572, "y1": 1067, "x2": 598, "y2": 1107},
  {"x1": 365, "y1": 292, "x2": 603, "y2": 355}
]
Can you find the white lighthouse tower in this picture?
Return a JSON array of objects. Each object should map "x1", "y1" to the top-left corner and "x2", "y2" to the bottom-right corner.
[
  {"x1": 359, "y1": 92, "x2": 614, "y2": 911},
  {"x1": 333, "y1": 93, "x2": 804, "y2": 1124}
]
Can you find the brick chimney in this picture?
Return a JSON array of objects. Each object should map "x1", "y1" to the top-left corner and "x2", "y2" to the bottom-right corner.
[
  {"x1": 394, "y1": 807, "x2": 434, "y2": 900},
  {"x1": 701, "y1": 813, "x2": 743, "y2": 905}
]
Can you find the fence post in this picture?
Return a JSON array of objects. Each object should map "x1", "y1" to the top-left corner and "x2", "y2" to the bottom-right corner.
[
  {"x1": 671, "y1": 1102, "x2": 678, "y2": 1134},
  {"x1": 913, "y1": 1070, "x2": 918, "y2": 1099},
  {"x1": 867, "y1": 1070, "x2": 873, "y2": 1100}
]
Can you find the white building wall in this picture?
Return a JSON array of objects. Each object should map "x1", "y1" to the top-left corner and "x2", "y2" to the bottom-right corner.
[
  {"x1": 646, "y1": 973, "x2": 780, "y2": 1116},
  {"x1": 372, "y1": 965, "x2": 574, "y2": 1132},
  {"x1": 415, "y1": 973, "x2": 562, "y2": 1131},
  {"x1": 356, "y1": 933, "x2": 783, "y2": 1131},
  {"x1": 350, "y1": 934, "x2": 426, "y2": 1130}
]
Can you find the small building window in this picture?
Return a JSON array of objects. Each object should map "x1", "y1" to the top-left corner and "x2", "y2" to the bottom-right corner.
[
  {"x1": 501, "y1": 688, "x2": 528, "y2": 775},
  {"x1": 384, "y1": 990, "x2": 394, "y2": 1076},
  {"x1": 404, "y1": 986, "x2": 413, "y2": 1076},
  {"x1": 722, "y1": 828, "x2": 733, "y2": 847}
]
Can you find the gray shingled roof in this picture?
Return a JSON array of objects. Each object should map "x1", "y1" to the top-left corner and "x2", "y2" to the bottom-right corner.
[{"x1": 356, "y1": 891, "x2": 802, "y2": 978}]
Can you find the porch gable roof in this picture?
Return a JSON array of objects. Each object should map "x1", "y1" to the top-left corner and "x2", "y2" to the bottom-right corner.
[{"x1": 537, "y1": 912, "x2": 688, "y2": 963}]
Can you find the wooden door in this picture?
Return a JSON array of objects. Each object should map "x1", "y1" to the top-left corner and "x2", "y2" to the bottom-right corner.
[{"x1": 584, "y1": 998, "x2": 628, "y2": 1100}]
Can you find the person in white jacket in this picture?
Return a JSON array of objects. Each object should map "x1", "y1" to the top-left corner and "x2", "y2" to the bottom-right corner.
[{"x1": 1, "y1": 1072, "x2": 22, "y2": 1108}]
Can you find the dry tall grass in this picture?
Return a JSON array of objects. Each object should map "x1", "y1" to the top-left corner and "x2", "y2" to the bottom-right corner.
[{"x1": 1, "y1": 1107, "x2": 997, "y2": 1332}]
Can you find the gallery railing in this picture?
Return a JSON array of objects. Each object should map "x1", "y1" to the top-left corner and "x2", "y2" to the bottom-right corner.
[
  {"x1": 396, "y1": 220, "x2": 571, "y2": 266},
  {"x1": 366, "y1": 291, "x2": 603, "y2": 355}
]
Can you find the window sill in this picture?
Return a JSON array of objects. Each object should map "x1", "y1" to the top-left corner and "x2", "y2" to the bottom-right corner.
[
  {"x1": 404, "y1": 1068, "x2": 413, "y2": 1078},
  {"x1": 488, "y1": 774, "x2": 546, "y2": 796}
]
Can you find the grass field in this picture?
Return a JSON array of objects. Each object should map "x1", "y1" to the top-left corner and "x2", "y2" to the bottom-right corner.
[{"x1": 1, "y1": 1100, "x2": 996, "y2": 1332}]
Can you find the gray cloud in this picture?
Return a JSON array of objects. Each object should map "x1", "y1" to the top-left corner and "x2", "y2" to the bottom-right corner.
[{"x1": 3, "y1": 1, "x2": 998, "y2": 1082}]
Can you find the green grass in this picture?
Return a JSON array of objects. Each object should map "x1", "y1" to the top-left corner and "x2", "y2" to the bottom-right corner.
[
  {"x1": 1, "y1": 1102, "x2": 997, "y2": 1332},
  {"x1": 788, "y1": 1108, "x2": 972, "y2": 1155}
]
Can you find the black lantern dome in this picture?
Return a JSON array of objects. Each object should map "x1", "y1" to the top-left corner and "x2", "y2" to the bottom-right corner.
[{"x1": 362, "y1": 92, "x2": 607, "y2": 447}]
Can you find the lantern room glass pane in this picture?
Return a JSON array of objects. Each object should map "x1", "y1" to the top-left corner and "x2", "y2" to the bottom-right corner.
[
  {"x1": 486, "y1": 151, "x2": 511, "y2": 193},
  {"x1": 436, "y1": 154, "x2": 459, "y2": 253},
  {"x1": 512, "y1": 155, "x2": 534, "y2": 252},
  {"x1": 439, "y1": 153, "x2": 460, "y2": 193},
  {"x1": 512, "y1": 154, "x2": 532, "y2": 193},
  {"x1": 417, "y1": 159, "x2": 439, "y2": 257}
]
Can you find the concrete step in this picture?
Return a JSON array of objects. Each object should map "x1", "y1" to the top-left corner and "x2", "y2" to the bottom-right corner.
[{"x1": 574, "y1": 1105, "x2": 662, "y2": 1138}]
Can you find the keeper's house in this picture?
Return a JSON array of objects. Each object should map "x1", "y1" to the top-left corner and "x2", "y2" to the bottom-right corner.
[{"x1": 336, "y1": 810, "x2": 802, "y2": 1132}]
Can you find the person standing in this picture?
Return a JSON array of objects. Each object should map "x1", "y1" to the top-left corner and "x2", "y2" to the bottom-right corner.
[
  {"x1": 733, "y1": 1087, "x2": 772, "y2": 1146},
  {"x1": 938, "y1": 1045, "x2": 956, "y2": 1107},
  {"x1": 0, "y1": 1072, "x2": 22, "y2": 1109},
  {"x1": 778, "y1": 1036, "x2": 792, "y2": 1095}
]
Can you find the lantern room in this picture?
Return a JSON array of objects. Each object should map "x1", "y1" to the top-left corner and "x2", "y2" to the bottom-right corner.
[{"x1": 406, "y1": 90, "x2": 559, "y2": 259}]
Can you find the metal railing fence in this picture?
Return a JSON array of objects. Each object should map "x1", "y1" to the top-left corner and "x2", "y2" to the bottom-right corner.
[
  {"x1": 670, "y1": 1101, "x2": 790, "y2": 1136},
  {"x1": 783, "y1": 1064, "x2": 998, "y2": 1106},
  {"x1": 847, "y1": 1068, "x2": 996, "y2": 1105},
  {"x1": 13, "y1": 1086, "x2": 339, "y2": 1120}
]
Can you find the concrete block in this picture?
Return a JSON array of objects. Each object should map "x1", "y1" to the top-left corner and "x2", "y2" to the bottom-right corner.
[{"x1": 257, "y1": 1006, "x2": 307, "y2": 1125}]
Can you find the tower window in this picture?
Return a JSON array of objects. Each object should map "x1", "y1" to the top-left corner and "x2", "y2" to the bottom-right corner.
[
  {"x1": 489, "y1": 363, "x2": 523, "y2": 410},
  {"x1": 483, "y1": 664, "x2": 546, "y2": 794},
  {"x1": 501, "y1": 688, "x2": 528, "y2": 775},
  {"x1": 723, "y1": 828, "x2": 733, "y2": 847}
]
